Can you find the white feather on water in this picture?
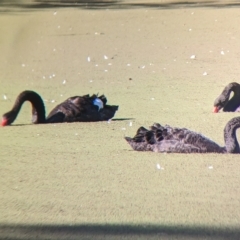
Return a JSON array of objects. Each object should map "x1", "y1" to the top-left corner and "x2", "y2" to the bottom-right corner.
[{"x1": 156, "y1": 163, "x2": 164, "y2": 170}]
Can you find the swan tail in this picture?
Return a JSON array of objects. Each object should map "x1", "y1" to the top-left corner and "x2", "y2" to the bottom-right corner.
[
  {"x1": 99, "y1": 105, "x2": 118, "y2": 120},
  {"x1": 124, "y1": 136, "x2": 153, "y2": 151}
]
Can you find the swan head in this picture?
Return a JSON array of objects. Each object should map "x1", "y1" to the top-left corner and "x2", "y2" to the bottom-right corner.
[
  {"x1": 1, "y1": 117, "x2": 8, "y2": 126},
  {"x1": 213, "y1": 83, "x2": 238, "y2": 113},
  {"x1": 93, "y1": 98, "x2": 103, "y2": 111},
  {"x1": 213, "y1": 96, "x2": 228, "y2": 113},
  {"x1": 213, "y1": 106, "x2": 220, "y2": 113},
  {"x1": 1, "y1": 111, "x2": 16, "y2": 126}
]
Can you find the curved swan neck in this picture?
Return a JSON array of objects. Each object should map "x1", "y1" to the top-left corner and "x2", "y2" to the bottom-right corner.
[
  {"x1": 222, "y1": 82, "x2": 240, "y2": 100},
  {"x1": 225, "y1": 83, "x2": 240, "y2": 111},
  {"x1": 224, "y1": 117, "x2": 240, "y2": 153},
  {"x1": 229, "y1": 82, "x2": 240, "y2": 93},
  {"x1": 3, "y1": 90, "x2": 46, "y2": 125}
]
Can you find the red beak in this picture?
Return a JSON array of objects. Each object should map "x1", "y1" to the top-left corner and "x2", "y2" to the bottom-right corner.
[
  {"x1": 213, "y1": 106, "x2": 219, "y2": 113},
  {"x1": 1, "y1": 118, "x2": 8, "y2": 126}
]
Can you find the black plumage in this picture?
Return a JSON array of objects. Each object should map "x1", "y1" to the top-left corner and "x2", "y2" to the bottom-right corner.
[
  {"x1": 1, "y1": 90, "x2": 118, "y2": 126},
  {"x1": 125, "y1": 118, "x2": 240, "y2": 154}
]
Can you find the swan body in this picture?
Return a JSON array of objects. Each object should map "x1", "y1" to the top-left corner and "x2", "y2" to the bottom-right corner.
[
  {"x1": 125, "y1": 117, "x2": 240, "y2": 153},
  {"x1": 1, "y1": 90, "x2": 118, "y2": 126},
  {"x1": 213, "y1": 82, "x2": 240, "y2": 113}
]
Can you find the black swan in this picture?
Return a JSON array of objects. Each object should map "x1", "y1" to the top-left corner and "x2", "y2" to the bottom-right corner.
[
  {"x1": 125, "y1": 117, "x2": 240, "y2": 153},
  {"x1": 1, "y1": 90, "x2": 118, "y2": 126},
  {"x1": 213, "y1": 82, "x2": 240, "y2": 113}
]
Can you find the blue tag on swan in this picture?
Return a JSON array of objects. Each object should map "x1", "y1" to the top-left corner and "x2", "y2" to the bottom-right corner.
[{"x1": 93, "y1": 98, "x2": 103, "y2": 111}]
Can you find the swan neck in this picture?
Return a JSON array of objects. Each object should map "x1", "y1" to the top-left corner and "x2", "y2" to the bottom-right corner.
[
  {"x1": 11, "y1": 91, "x2": 46, "y2": 123},
  {"x1": 227, "y1": 82, "x2": 240, "y2": 97},
  {"x1": 224, "y1": 117, "x2": 240, "y2": 153}
]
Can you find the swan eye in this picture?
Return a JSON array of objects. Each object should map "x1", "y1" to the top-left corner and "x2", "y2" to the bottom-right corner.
[{"x1": 93, "y1": 98, "x2": 103, "y2": 111}]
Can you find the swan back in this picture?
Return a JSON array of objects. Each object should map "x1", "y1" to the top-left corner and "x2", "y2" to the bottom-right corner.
[
  {"x1": 47, "y1": 94, "x2": 118, "y2": 122},
  {"x1": 125, "y1": 123, "x2": 225, "y2": 153}
]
